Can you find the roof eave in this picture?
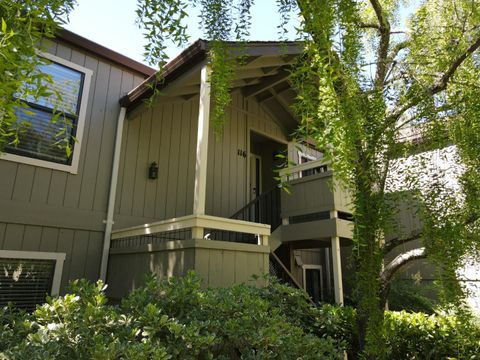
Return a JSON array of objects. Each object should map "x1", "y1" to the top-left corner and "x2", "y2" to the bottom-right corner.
[
  {"x1": 120, "y1": 39, "x2": 208, "y2": 110},
  {"x1": 56, "y1": 28, "x2": 156, "y2": 77}
]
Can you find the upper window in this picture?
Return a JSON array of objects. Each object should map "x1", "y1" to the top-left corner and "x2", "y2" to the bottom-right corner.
[{"x1": 1, "y1": 52, "x2": 92, "y2": 174}]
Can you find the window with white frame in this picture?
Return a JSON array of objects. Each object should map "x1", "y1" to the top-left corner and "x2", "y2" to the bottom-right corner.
[
  {"x1": 0, "y1": 250, "x2": 65, "y2": 311},
  {"x1": 2, "y1": 53, "x2": 92, "y2": 174}
]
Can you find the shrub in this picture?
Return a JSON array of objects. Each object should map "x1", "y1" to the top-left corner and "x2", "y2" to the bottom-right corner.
[
  {"x1": 387, "y1": 277, "x2": 439, "y2": 314},
  {"x1": 384, "y1": 310, "x2": 480, "y2": 359},
  {"x1": 1, "y1": 272, "x2": 479, "y2": 359},
  {"x1": 0, "y1": 273, "x2": 343, "y2": 359}
]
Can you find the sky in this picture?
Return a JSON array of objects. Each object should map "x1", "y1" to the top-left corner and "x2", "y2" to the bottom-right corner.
[{"x1": 65, "y1": 0, "x2": 298, "y2": 67}]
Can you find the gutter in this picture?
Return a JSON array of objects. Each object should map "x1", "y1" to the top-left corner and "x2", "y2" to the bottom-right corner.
[{"x1": 99, "y1": 106, "x2": 127, "y2": 282}]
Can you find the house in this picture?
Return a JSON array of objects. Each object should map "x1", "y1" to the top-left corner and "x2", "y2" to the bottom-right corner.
[{"x1": 3, "y1": 29, "x2": 414, "y2": 309}]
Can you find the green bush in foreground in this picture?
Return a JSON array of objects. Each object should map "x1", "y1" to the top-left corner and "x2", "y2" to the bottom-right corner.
[
  {"x1": 0, "y1": 273, "x2": 343, "y2": 359},
  {"x1": 0, "y1": 272, "x2": 479, "y2": 359}
]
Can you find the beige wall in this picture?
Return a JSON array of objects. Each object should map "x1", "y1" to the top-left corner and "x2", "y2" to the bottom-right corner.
[
  {"x1": 206, "y1": 90, "x2": 289, "y2": 218},
  {"x1": 114, "y1": 98, "x2": 198, "y2": 226},
  {"x1": 107, "y1": 239, "x2": 269, "y2": 300},
  {"x1": 0, "y1": 38, "x2": 146, "y2": 290},
  {"x1": 118, "y1": 89, "x2": 291, "y2": 225}
]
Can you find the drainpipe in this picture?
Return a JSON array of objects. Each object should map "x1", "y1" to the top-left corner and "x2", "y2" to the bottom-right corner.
[{"x1": 99, "y1": 106, "x2": 127, "y2": 282}]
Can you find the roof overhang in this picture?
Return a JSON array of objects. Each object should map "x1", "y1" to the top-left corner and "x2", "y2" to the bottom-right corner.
[
  {"x1": 120, "y1": 40, "x2": 304, "y2": 132},
  {"x1": 56, "y1": 29, "x2": 156, "y2": 77}
]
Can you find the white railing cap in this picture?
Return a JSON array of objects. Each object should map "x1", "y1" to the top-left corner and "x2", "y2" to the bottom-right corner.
[
  {"x1": 279, "y1": 159, "x2": 330, "y2": 178},
  {"x1": 112, "y1": 214, "x2": 271, "y2": 240}
]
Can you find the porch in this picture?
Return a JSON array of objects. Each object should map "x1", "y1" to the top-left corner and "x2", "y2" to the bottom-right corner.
[{"x1": 107, "y1": 214, "x2": 270, "y2": 300}]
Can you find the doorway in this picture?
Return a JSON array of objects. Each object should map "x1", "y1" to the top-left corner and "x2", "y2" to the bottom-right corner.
[
  {"x1": 249, "y1": 131, "x2": 287, "y2": 197},
  {"x1": 303, "y1": 265, "x2": 324, "y2": 303},
  {"x1": 250, "y1": 154, "x2": 262, "y2": 202}
]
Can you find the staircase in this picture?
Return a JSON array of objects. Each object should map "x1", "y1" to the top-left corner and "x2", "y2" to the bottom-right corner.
[{"x1": 228, "y1": 187, "x2": 300, "y2": 289}]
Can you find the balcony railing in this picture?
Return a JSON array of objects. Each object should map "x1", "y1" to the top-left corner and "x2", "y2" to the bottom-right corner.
[
  {"x1": 279, "y1": 158, "x2": 330, "y2": 181},
  {"x1": 111, "y1": 214, "x2": 271, "y2": 249}
]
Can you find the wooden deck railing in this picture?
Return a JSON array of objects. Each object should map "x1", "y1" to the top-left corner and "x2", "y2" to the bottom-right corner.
[
  {"x1": 279, "y1": 159, "x2": 330, "y2": 181},
  {"x1": 111, "y1": 214, "x2": 271, "y2": 248}
]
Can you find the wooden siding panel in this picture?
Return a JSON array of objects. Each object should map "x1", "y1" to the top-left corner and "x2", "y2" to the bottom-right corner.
[
  {"x1": 156, "y1": 104, "x2": 172, "y2": 219},
  {"x1": 0, "y1": 162, "x2": 18, "y2": 200},
  {"x1": 78, "y1": 61, "x2": 111, "y2": 210},
  {"x1": 175, "y1": 101, "x2": 192, "y2": 216},
  {"x1": 119, "y1": 112, "x2": 141, "y2": 215},
  {"x1": 11, "y1": 165, "x2": 35, "y2": 202},
  {"x1": 143, "y1": 108, "x2": 159, "y2": 218},
  {"x1": 56, "y1": 228, "x2": 75, "y2": 292},
  {"x1": 30, "y1": 168, "x2": 52, "y2": 204},
  {"x1": 84, "y1": 231, "x2": 102, "y2": 281},
  {"x1": 3, "y1": 224, "x2": 25, "y2": 250},
  {"x1": 93, "y1": 66, "x2": 124, "y2": 211},
  {"x1": 40, "y1": 227, "x2": 59, "y2": 252},
  {"x1": 69, "y1": 230, "x2": 89, "y2": 280},
  {"x1": 165, "y1": 103, "x2": 182, "y2": 218},
  {"x1": 47, "y1": 172, "x2": 67, "y2": 206},
  {"x1": 132, "y1": 109, "x2": 152, "y2": 217},
  {"x1": 21, "y1": 225, "x2": 42, "y2": 251}
]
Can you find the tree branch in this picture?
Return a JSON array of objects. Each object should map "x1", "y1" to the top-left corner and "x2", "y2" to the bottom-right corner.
[
  {"x1": 379, "y1": 247, "x2": 427, "y2": 308},
  {"x1": 369, "y1": 0, "x2": 391, "y2": 88},
  {"x1": 386, "y1": 35, "x2": 480, "y2": 125},
  {"x1": 430, "y1": 35, "x2": 480, "y2": 93},
  {"x1": 383, "y1": 230, "x2": 422, "y2": 255},
  {"x1": 358, "y1": 22, "x2": 380, "y2": 29}
]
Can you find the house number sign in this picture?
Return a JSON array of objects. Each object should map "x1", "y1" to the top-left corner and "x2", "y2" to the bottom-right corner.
[{"x1": 237, "y1": 149, "x2": 247, "y2": 158}]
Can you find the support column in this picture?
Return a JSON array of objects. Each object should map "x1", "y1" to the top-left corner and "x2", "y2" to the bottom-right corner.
[
  {"x1": 193, "y1": 64, "x2": 211, "y2": 216},
  {"x1": 331, "y1": 236, "x2": 344, "y2": 305}
]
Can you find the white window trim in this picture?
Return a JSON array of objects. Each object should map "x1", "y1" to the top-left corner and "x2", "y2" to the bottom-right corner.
[
  {"x1": 0, "y1": 250, "x2": 66, "y2": 296},
  {"x1": 0, "y1": 52, "x2": 93, "y2": 174}
]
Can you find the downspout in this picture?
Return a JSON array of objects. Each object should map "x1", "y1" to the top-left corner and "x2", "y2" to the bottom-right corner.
[{"x1": 99, "y1": 106, "x2": 127, "y2": 282}]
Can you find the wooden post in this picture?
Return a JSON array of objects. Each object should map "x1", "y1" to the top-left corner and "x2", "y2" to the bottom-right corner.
[
  {"x1": 331, "y1": 236, "x2": 344, "y2": 305},
  {"x1": 191, "y1": 226, "x2": 204, "y2": 239},
  {"x1": 193, "y1": 64, "x2": 211, "y2": 216}
]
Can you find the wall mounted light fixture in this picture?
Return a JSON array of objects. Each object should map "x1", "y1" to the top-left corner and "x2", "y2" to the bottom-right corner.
[{"x1": 148, "y1": 162, "x2": 158, "y2": 179}]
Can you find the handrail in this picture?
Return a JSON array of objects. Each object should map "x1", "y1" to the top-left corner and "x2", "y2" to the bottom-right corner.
[
  {"x1": 279, "y1": 159, "x2": 330, "y2": 180},
  {"x1": 230, "y1": 186, "x2": 282, "y2": 232},
  {"x1": 269, "y1": 252, "x2": 303, "y2": 289}
]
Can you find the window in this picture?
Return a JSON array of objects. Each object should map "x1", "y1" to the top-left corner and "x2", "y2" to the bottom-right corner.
[
  {"x1": 1, "y1": 52, "x2": 92, "y2": 174},
  {"x1": 0, "y1": 250, "x2": 65, "y2": 311}
]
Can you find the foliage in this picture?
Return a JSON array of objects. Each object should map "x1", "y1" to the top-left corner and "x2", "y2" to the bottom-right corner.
[
  {"x1": 383, "y1": 310, "x2": 480, "y2": 359},
  {"x1": 387, "y1": 277, "x2": 439, "y2": 314},
  {"x1": 135, "y1": 0, "x2": 480, "y2": 353},
  {"x1": 0, "y1": 274, "x2": 344, "y2": 359},
  {"x1": 2, "y1": 274, "x2": 480, "y2": 359},
  {"x1": 0, "y1": 0, "x2": 76, "y2": 153}
]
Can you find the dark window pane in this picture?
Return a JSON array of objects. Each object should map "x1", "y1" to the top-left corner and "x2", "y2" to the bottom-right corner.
[
  {"x1": 6, "y1": 107, "x2": 74, "y2": 164},
  {"x1": 0, "y1": 258, "x2": 55, "y2": 311},
  {"x1": 21, "y1": 62, "x2": 83, "y2": 116}
]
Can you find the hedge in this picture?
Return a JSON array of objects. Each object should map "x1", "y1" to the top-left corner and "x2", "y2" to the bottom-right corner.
[{"x1": 0, "y1": 272, "x2": 479, "y2": 359}]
